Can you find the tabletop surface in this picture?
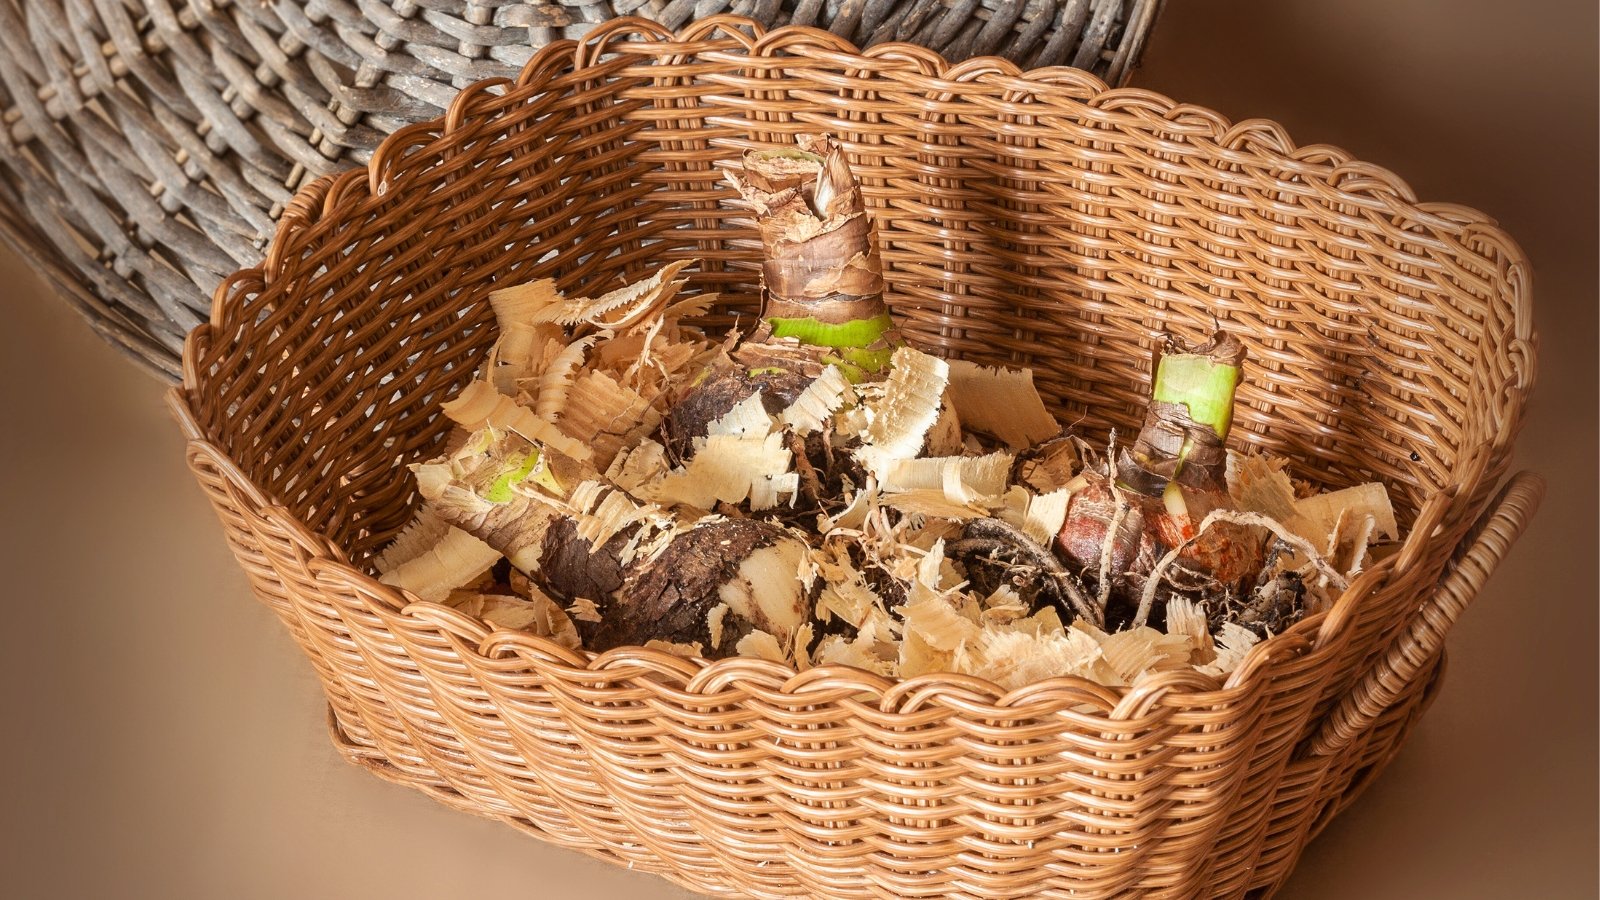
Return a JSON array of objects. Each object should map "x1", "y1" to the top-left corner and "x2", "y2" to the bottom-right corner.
[{"x1": 2, "y1": 2, "x2": 1594, "y2": 898}]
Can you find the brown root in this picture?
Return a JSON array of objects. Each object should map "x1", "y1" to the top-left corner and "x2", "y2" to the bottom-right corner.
[
  {"x1": 950, "y1": 517, "x2": 1101, "y2": 627},
  {"x1": 1206, "y1": 570, "x2": 1307, "y2": 638},
  {"x1": 1012, "y1": 434, "x2": 1078, "y2": 493}
]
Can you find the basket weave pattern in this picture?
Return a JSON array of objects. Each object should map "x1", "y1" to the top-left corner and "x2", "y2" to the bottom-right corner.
[
  {"x1": 0, "y1": 0, "x2": 1159, "y2": 379},
  {"x1": 171, "y1": 18, "x2": 1539, "y2": 898}
]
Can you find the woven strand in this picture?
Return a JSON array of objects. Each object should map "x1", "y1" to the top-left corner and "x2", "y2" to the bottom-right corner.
[
  {"x1": 0, "y1": 0, "x2": 1160, "y2": 379},
  {"x1": 169, "y1": 18, "x2": 1534, "y2": 899}
]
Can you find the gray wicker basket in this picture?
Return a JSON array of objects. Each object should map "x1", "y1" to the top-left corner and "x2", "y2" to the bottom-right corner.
[{"x1": 0, "y1": 0, "x2": 1163, "y2": 379}]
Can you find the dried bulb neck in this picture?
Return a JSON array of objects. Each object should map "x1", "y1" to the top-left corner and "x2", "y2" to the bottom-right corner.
[{"x1": 733, "y1": 134, "x2": 899, "y2": 377}]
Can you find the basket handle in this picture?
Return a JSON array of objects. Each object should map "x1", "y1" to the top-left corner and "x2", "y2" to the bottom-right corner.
[{"x1": 1303, "y1": 471, "x2": 1544, "y2": 759}]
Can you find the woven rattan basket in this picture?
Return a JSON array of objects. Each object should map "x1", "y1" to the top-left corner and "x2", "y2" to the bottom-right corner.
[
  {"x1": 170, "y1": 17, "x2": 1541, "y2": 898},
  {"x1": 0, "y1": 0, "x2": 1161, "y2": 381}
]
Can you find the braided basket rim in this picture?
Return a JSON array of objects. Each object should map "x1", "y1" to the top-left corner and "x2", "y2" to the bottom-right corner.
[{"x1": 175, "y1": 14, "x2": 1536, "y2": 720}]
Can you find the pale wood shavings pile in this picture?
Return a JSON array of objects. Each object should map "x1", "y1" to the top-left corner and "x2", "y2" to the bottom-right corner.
[{"x1": 378, "y1": 263, "x2": 1402, "y2": 688}]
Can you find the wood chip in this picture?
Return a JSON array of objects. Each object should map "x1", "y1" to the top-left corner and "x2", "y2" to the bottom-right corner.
[
  {"x1": 378, "y1": 525, "x2": 502, "y2": 604},
  {"x1": 650, "y1": 432, "x2": 792, "y2": 511},
  {"x1": 373, "y1": 507, "x2": 451, "y2": 575},
  {"x1": 644, "y1": 639, "x2": 705, "y2": 659},
  {"x1": 568, "y1": 598, "x2": 603, "y2": 623},
  {"x1": 779, "y1": 365, "x2": 854, "y2": 436},
  {"x1": 945, "y1": 359, "x2": 1060, "y2": 449},
  {"x1": 1198, "y1": 624, "x2": 1260, "y2": 677},
  {"x1": 858, "y1": 347, "x2": 949, "y2": 465},
  {"x1": 735, "y1": 630, "x2": 788, "y2": 663},
  {"x1": 998, "y1": 485, "x2": 1072, "y2": 546}
]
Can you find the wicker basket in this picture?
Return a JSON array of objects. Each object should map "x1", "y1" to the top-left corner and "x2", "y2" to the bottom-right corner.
[
  {"x1": 0, "y1": 0, "x2": 1161, "y2": 381},
  {"x1": 170, "y1": 17, "x2": 1540, "y2": 898}
]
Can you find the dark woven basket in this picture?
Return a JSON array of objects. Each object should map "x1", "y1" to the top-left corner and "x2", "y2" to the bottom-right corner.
[{"x1": 0, "y1": 0, "x2": 1163, "y2": 379}]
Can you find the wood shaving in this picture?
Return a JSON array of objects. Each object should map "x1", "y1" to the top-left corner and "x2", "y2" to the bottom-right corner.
[
  {"x1": 812, "y1": 547, "x2": 889, "y2": 628},
  {"x1": 1094, "y1": 626, "x2": 1194, "y2": 684},
  {"x1": 791, "y1": 622, "x2": 816, "y2": 670},
  {"x1": 998, "y1": 485, "x2": 1073, "y2": 546},
  {"x1": 450, "y1": 590, "x2": 582, "y2": 649},
  {"x1": 554, "y1": 370, "x2": 655, "y2": 468},
  {"x1": 489, "y1": 277, "x2": 563, "y2": 330},
  {"x1": 650, "y1": 432, "x2": 792, "y2": 511},
  {"x1": 779, "y1": 365, "x2": 855, "y2": 435},
  {"x1": 1164, "y1": 596, "x2": 1215, "y2": 663},
  {"x1": 812, "y1": 631, "x2": 899, "y2": 676},
  {"x1": 925, "y1": 396, "x2": 965, "y2": 456},
  {"x1": 708, "y1": 391, "x2": 776, "y2": 438},
  {"x1": 826, "y1": 479, "x2": 879, "y2": 531},
  {"x1": 944, "y1": 359, "x2": 1061, "y2": 449},
  {"x1": 644, "y1": 639, "x2": 706, "y2": 659},
  {"x1": 1228, "y1": 452, "x2": 1304, "y2": 529},
  {"x1": 879, "y1": 452, "x2": 1012, "y2": 504},
  {"x1": 373, "y1": 507, "x2": 451, "y2": 575},
  {"x1": 1296, "y1": 482, "x2": 1398, "y2": 545},
  {"x1": 899, "y1": 593, "x2": 982, "y2": 653},
  {"x1": 1232, "y1": 451, "x2": 1397, "y2": 561},
  {"x1": 735, "y1": 630, "x2": 788, "y2": 663},
  {"x1": 567, "y1": 598, "x2": 604, "y2": 623},
  {"x1": 535, "y1": 335, "x2": 600, "y2": 421},
  {"x1": 606, "y1": 440, "x2": 669, "y2": 494},
  {"x1": 956, "y1": 627, "x2": 1106, "y2": 691},
  {"x1": 379, "y1": 525, "x2": 502, "y2": 603},
  {"x1": 858, "y1": 347, "x2": 949, "y2": 465},
  {"x1": 1198, "y1": 624, "x2": 1260, "y2": 678},
  {"x1": 390, "y1": 257, "x2": 1406, "y2": 694},
  {"x1": 881, "y1": 490, "x2": 989, "y2": 521},
  {"x1": 1341, "y1": 513, "x2": 1379, "y2": 576},
  {"x1": 1018, "y1": 438, "x2": 1080, "y2": 493},
  {"x1": 530, "y1": 259, "x2": 694, "y2": 330},
  {"x1": 440, "y1": 381, "x2": 593, "y2": 463},
  {"x1": 567, "y1": 481, "x2": 670, "y2": 551},
  {"x1": 487, "y1": 278, "x2": 565, "y2": 389}
]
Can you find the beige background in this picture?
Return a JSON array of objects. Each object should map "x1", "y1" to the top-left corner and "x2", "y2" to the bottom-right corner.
[{"x1": 1, "y1": 1, "x2": 1594, "y2": 897}]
